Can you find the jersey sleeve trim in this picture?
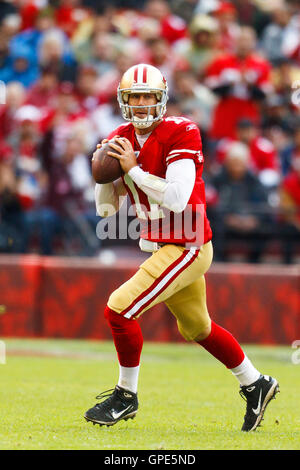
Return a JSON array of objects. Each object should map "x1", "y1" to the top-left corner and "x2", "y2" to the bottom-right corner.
[{"x1": 166, "y1": 149, "x2": 203, "y2": 166}]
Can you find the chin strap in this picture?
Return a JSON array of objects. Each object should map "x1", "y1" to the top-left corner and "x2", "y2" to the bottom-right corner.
[{"x1": 132, "y1": 115, "x2": 154, "y2": 129}]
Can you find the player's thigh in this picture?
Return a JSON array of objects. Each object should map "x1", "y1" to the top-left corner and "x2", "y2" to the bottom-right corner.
[
  {"x1": 108, "y1": 241, "x2": 213, "y2": 318},
  {"x1": 107, "y1": 243, "x2": 188, "y2": 315},
  {"x1": 165, "y1": 276, "x2": 211, "y2": 341}
]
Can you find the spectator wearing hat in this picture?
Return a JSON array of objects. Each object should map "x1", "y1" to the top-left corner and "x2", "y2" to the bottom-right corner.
[
  {"x1": 208, "y1": 141, "x2": 272, "y2": 262},
  {"x1": 175, "y1": 14, "x2": 220, "y2": 77},
  {"x1": 212, "y1": 1, "x2": 240, "y2": 53}
]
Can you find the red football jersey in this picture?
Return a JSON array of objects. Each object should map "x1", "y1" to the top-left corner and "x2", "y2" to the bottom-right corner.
[{"x1": 107, "y1": 117, "x2": 212, "y2": 246}]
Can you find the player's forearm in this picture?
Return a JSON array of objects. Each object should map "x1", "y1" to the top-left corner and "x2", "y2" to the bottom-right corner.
[
  {"x1": 128, "y1": 160, "x2": 195, "y2": 213},
  {"x1": 95, "y1": 179, "x2": 126, "y2": 217}
]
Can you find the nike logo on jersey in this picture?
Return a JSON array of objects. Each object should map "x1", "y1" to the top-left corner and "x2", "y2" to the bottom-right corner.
[
  {"x1": 252, "y1": 390, "x2": 262, "y2": 415},
  {"x1": 111, "y1": 406, "x2": 132, "y2": 420}
]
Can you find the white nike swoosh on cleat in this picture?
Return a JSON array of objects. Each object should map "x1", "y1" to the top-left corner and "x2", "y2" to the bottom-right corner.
[
  {"x1": 111, "y1": 406, "x2": 132, "y2": 420},
  {"x1": 252, "y1": 390, "x2": 262, "y2": 415}
]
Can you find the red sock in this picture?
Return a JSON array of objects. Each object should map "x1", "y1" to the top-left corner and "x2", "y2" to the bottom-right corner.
[
  {"x1": 104, "y1": 306, "x2": 143, "y2": 367},
  {"x1": 197, "y1": 321, "x2": 245, "y2": 369}
]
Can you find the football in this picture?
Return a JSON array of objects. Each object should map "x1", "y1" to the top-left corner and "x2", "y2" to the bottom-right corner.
[{"x1": 92, "y1": 139, "x2": 123, "y2": 184}]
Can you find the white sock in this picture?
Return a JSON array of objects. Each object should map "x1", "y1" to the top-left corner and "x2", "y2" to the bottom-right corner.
[
  {"x1": 118, "y1": 365, "x2": 140, "y2": 394},
  {"x1": 230, "y1": 356, "x2": 261, "y2": 386}
]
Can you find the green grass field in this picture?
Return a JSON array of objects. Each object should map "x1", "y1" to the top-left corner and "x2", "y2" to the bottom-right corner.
[{"x1": 0, "y1": 338, "x2": 299, "y2": 450}]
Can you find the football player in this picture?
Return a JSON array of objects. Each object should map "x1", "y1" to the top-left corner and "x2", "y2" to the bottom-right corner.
[{"x1": 84, "y1": 64, "x2": 279, "y2": 432}]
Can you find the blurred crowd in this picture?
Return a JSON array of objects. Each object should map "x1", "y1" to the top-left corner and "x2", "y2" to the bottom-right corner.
[{"x1": 0, "y1": 0, "x2": 300, "y2": 263}]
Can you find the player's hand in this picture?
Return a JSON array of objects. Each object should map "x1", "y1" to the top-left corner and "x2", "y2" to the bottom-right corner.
[
  {"x1": 107, "y1": 137, "x2": 137, "y2": 174},
  {"x1": 92, "y1": 137, "x2": 119, "y2": 161}
]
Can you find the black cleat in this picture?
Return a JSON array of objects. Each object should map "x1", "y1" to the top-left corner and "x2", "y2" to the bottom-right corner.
[
  {"x1": 84, "y1": 386, "x2": 138, "y2": 427},
  {"x1": 239, "y1": 375, "x2": 279, "y2": 432}
]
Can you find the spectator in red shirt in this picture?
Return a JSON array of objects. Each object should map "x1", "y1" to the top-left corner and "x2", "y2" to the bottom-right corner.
[
  {"x1": 144, "y1": 0, "x2": 187, "y2": 44},
  {"x1": 205, "y1": 26, "x2": 273, "y2": 140},
  {"x1": 55, "y1": 0, "x2": 91, "y2": 39},
  {"x1": 215, "y1": 119, "x2": 280, "y2": 188},
  {"x1": 0, "y1": 82, "x2": 26, "y2": 140}
]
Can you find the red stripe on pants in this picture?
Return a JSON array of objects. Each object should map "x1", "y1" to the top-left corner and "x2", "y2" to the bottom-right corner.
[{"x1": 122, "y1": 249, "x2": 199, "y2": 319}]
